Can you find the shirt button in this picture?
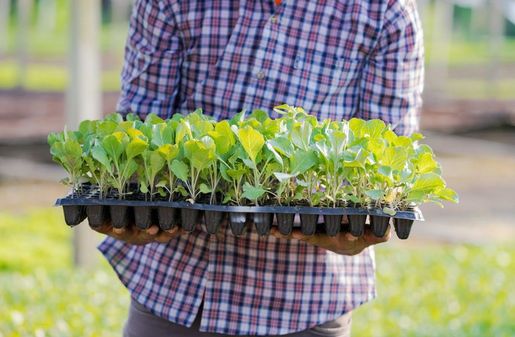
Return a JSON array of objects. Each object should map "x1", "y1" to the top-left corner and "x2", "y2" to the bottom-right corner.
[
  {"x1": 256, "y1": 70, "x2": 265, "y2": 80},
  {"x1": 293, "y1": 57, "x2": 303, "y2": 69},
  {"x1": 270, "y1": 15, "x2": 278, "y2": 24}
]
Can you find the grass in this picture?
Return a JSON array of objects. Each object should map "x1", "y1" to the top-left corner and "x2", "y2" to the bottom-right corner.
[
  {"x1": 354, "y1": 245, "x2": 514, "y2": 337},
  {"x1": 0, "y1": 208, "x2": 513, "y2": 336},
  {"x1": 0, "y1": 209, "x2": 128, "y2": 337},
  {"x1": 441, "y1": 78, "x2": 515, "y2": 100},
  {"x1": 0, "y1": 60, "x2": 121, "y2": 92}
]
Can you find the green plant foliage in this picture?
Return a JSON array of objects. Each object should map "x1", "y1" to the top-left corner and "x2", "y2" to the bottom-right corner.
[
  {"x1": 1, "y1": 208, "x2": 513, "y2": 337},
  {"x1": 48, "y1": 105, "x2": 458, "y2": 210},
  {"x1": 48, "y1": 130, "x2": 84, "y2": 191}
]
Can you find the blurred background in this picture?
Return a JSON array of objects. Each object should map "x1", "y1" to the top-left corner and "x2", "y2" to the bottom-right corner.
[{"x1": 0, "y1": 0, "x2": 514, "y2": 336}]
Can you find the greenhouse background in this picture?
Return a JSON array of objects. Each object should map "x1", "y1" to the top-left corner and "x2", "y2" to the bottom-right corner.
[{"x1": 0, "y1": 0, "x2": 514, "y2": 336}]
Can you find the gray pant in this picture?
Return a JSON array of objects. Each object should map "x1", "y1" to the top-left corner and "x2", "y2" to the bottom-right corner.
[{"x1": 123, "y1": 299, "x2": 352, "y2": 337}]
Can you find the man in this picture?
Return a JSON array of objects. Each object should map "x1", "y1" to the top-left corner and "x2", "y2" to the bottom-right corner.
[{"x1": 95, "y1": 0, "x2": 423, "y2": 336}]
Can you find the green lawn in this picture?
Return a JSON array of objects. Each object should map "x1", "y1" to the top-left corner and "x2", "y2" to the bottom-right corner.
[{"x1": 0, "y1": 208, "x2": 513, "y2": 337}]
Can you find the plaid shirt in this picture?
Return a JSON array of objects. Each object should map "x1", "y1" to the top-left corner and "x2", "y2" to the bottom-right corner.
[{"x1": 99, "y1": 0, "x2": 423, "y2": 335}]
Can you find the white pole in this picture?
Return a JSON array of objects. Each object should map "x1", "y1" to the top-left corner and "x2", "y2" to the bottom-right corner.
[
  {"x1": 16, "y1": 0, "x2": 33, "y2": 89},
  {"x1": 36, "y1": 0, "x2": 57, "y2": 33},
  {"x1": 488, "y1": 0, "x2": 503, "y2": 100},
  {"x1": 416, "y1": 0, "x2": 429, "y2": 23},
  {"x1": 429, "y1": 0, "x2": 454, "y2": 97},
  {"x1": 68, "y1": 0, "x2": 102, "y2": 268},
  {"x1": 111, "y1": 0, "x2": 130, "y2": 23},
  {"x1": 0, "y1": 0, "x2": 11, "y2": 54}
]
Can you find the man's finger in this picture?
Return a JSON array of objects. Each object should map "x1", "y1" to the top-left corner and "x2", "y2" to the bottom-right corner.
[
  {"x1": 290, "y1": 229, "x2": 318, "y2": 244},
  {"x1": 270, "y1": 227, "x2": 292, "y2": 240},
  {"x1": 145, "y1": 225, "x2": 160, "y2": 236},
  {"x1": 90, "y1": 223, "x2": 113, "y2": 235},
  {"x1": 154, "y1": 227, "x2": 183, "y2": 243},
  {"x1": 363, "y1": 226, "x2": 391, "y2": 244},
  {"x1": 154, "y1": 232, "x2": 173, "y2": 244},
  {"x1": 113, "y1": 227, "x2": 126, "y2": 235},
  {"x1": 344, "y1": 232, "x2": 359, "y2": 242},
  {"x1": 164, "y1": 226, "x2": 181, "y2": 235}
]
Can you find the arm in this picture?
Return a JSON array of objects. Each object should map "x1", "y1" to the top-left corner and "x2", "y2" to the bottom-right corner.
[
  {"x1": 94, "y1": 0, "x2": 185, "y2": 243},
  {"x1": 357, "y1": 0, "x2": 424, "y2": 136},
  {"x1": 272, "y1": 0, "x2": 424, "y2": 254},
  {"x1": 117, "y1": 0, "x2": 183, "y2": 120}
]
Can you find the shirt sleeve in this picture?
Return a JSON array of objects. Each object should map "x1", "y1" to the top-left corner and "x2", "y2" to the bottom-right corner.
[
  {"x1": 116, "y1": 0, "x2": 183, "y2": 120},
  {"x1": 356, "y1": 0, "x2": 424, "y2": 136}
]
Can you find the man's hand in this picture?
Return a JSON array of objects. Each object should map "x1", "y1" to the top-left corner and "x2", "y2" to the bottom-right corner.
[
  {"x1": 270, "y1": 226, "x2": 391, "y2": 256},
  {"x1": 91, "y1": 222, "x2": 184, "y2": 245}
]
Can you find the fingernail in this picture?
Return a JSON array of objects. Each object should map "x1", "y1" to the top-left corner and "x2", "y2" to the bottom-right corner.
[
  {"x1": 113, "y1": 227, "x2": 125, "y2": 235},
  {"x1": 165, "y1": 227, "x2": 178, "y2": 234},
  {"x1": 146, "y1": 226, "x2": 159, "y2": 235},
  {"x1": 345, "y1": 233, "x2": 358, "y2": 241}
]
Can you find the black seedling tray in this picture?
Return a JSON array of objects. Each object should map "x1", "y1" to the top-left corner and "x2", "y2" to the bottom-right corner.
[{"x1": 55, "y1": 186, "x2": 424, "y2": 239}]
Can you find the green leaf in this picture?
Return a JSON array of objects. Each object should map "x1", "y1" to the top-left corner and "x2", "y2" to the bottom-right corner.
[
  {"x1": 365, "y1": 119, "x2": 386, "y2": 139},
  {"x1": 368, "y1": 138, "x2": 386, "y2": 156},
  {"x1": 158, "y1": 144, "x2": 179, "y2": 162},
  {"x1": 97, "y1": 121, "x2": 118, "y2": 137},
  {"x1": 267, "y1": 137, "x2": 294, "y2": 157},
  {"x1": 383, "y1": 129, "x2": 398, "y2": 144},
  {"x1": 144, "y1": 113, "x2": 165, "y2": 125},
  {"x1": 175, "y1": 120, "x2": 193, "y2": 143},
  {"x1": 227, "y1": 168, "x2": 247, "y2": 179},
  {"x1": 140, "y1": 183, "x2": 149, "y2": 194},
  {"x1": 126, "y1": 138, "x2": 148, "y2": 159},
  {"x1": 382, "y1": 147, "x2": 408, "y2": 171},
  {"x1": 208, "y1": 120, "x2": 235, "y2": 155},
  {"x1": 91, "y1": 145, "x2": 110, "y2": 169},
  {"x1": 170, "y1": 160, "x2": 189, "y2": 182},
  {"x1": 176, "y1": 185, "x2": 188, "y2": 197},
  {"x1": 349, "y1": 118, "x2": 366, "y2": 138},
  {"x1": 152, "y1": 123, "x2": 174, "y2": 147},
  {"x1": 274, "y1": 172, "x2": 295, "y2": 182},
  {"x1": 104, "y1": 112, "x2": 124, "y2": 123},
  {"x1": 125, "y1": 159, "x2": 139, "y2": 179},
  {"x1": 436, "y1": 187, "x2": 459, "y2": 203},
  {"x1": 412, "y1": 173, "x2": 445, "y2": 192},
  {"x1": 365, "y1": 189, "x2": 384, "y2": 201},
  {"x1": 102, "y1": 133, "x2": 124, "y2": 162},
  {"x1": 290, "y1": 149, "x2": 317, "y2": 175},
  {"x1": 395, "y1": 136, "x2": 413, "y2": 147},
  {"x1": 411, "y1": 132, "x2": 425, "y2": 141},
  {"x1": 63, "y1": 140, "x2": 82, "y2": 159},
  {"x1": 249, "y1": 109, "x2": 269, "y2": 122},
  {"x1": 191, "y1": 119, "x2": 214, "y2": 138},
  {"x1": 199, "y1": 183, "x2": 212, "y2": 194},
  {"x1": 156, "y1": 180, "x2": 168, "y2": 188},
  {"x1": 237, "y1": 126, "x2": 264, "y2": 163},
  {"x1": 125, "y1": 112, "x2": 141, "y2": 121},
  {"x1": 242, "y1": 183, "x2": 266, "y2": 201},
  {"x1": 78, "y1": 120, "x2": 97, "y2": 138},
  {"x1": 184, "y1": 139, "x2": 216, "y2": 170},
  {"x1": 149, "y1": 150, "x2": 165, "y2": 173},
  {"x1": 378, "y1": 165, "x2": 393, "y2": 180},
  {"x1": 265, "y1": 142, "x2": 283, "y2": 166},
  {"x1": 416, "y1": 152, "x2": 439, "y2": 174},
  {"x1": 405, "y1": 190, "x2": 426, "y2": 204},
  {"x1": 291, "y1": 121, "x2": 312, "y2": 150},
  {"x1": 383, "y1": 207, "x2": 397, "y2": 216},
  {"x1": 343, "y1": 147, "x2": 367, "y2": 168}
]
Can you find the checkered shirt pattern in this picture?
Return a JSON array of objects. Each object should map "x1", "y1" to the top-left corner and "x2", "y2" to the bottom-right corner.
[{"x1": 99, "y1": 0, "x2": 424, "y2": 335}]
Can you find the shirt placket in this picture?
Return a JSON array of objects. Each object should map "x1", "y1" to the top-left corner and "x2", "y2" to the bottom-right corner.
[{"x1": 242, "y1": 9, "x2": 282, "y2": 114}]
